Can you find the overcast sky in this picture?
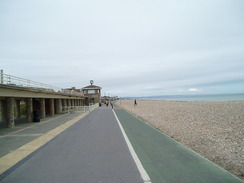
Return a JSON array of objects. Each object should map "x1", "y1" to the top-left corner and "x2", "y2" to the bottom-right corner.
[{"x1": 1, "y1": 0, "x2": 244, "y2": 97}]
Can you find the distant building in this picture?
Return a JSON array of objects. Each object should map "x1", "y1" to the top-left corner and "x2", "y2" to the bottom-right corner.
[
  {"x1": 64, "y1": 87, "x2": 81, "y2": 93},
  {"x1": 82, "y1": 81, "x2": 102, "y2": 104}
]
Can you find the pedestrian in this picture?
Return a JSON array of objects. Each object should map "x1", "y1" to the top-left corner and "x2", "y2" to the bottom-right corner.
[
  {"x1": 134, "y1": 99, "x2": 137, "y2": 106},
  {"x1": 110, "y1": 101, "x2": 113, "y2": 109},
  {"x1": 105, "y1": 100, "x2": 109, "y2": 107}
]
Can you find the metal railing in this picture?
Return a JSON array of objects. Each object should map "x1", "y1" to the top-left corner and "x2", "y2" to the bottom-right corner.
[
  {"x1": 62, "y1": 103, "x2": 99, "y2": 113},
  {"x1": 0, "y1": 70, "x2": 83, "y2": 97}
]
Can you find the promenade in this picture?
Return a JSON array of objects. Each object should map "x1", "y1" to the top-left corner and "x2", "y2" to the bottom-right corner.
[{"x1": 0, "y1": 105, "x2": 243, "y2": 183}]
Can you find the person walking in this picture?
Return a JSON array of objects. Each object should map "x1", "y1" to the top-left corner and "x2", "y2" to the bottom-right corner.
[
  {"x1": 110, "y1": 101, "x2": 113, "y2": 109},
  {"x1": 134, "y1": 99, "x2": 137, "y2": 106}
]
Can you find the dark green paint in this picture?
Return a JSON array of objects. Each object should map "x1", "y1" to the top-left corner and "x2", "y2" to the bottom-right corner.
[{"x1": 115, "y1": 109, "x2": 243, "y2": 183}]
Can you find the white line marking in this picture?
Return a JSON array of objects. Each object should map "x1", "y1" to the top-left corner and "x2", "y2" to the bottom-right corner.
[{"x1": 112, "y1": 110, "x2": 152, "y2": 183}]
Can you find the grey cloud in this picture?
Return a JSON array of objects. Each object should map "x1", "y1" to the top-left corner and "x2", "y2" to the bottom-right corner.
[{"x1": 1, "y1": 0, "x2": 244, "y2": 96}]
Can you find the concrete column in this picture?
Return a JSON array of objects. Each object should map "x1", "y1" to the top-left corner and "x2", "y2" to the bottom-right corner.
[
  {"x1": 84, "y1": 99, "x2": 86, "y2": 106},
  {"x1": 16, "y1": 100, "x2": 21, "y2": 118},
  {"x1": 68, "y1": 99, "x2": 71, "y2": 109},
  {"x1": 65, "y1": 99, "x2": 68, "y2": 111},
  {"x1": 26, "y1": 98, "x2": 33, "y2": 123},
  {"x1": 55, "y1": 99, "x2": 61, "y2": 114},
  {"x1": 61, "y1": 99, "x2": 64, "y2": 111},
  {"x1": 65, "y1": 99, "x2": 68, "y2": 110},
  {"x1": 70, "y1": 99, "x2": 72, "y2": 109},
  {"x1": 49, "y1": 99, "x2": 54, "y2": 116},
  {"x1": 5, "y1": 97, "x2": 15, "y2": 128},
  {"x1": 40, "y1": 98, "x2": 45, "y2": 118},
  {"x1": 62, "y1": 99, "x2": 67, "y2": 111},
  {"x1": 71, "y1": 99, "x2": 74, "y2": 108},
  {"x1": 0, "y1": 100, "x2": 3, "y2": 122}
]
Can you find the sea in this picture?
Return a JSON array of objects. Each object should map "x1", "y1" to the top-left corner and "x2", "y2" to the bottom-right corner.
[{"x1": 124, "y1": 93, "x2": 244, "y2": 102}]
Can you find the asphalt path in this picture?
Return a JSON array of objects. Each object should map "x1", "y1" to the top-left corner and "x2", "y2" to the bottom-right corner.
[
  {"x1": 0, "y1": 109, "x2": 143, "y2": 183},
  {"x1": 114, "y1": 109, "x2": 243, "y2": 183}
]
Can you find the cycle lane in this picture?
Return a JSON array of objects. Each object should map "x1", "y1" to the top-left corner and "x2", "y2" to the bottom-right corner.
[{"x1": 114, "y1": 109, "x2": 243, "y2": 183}]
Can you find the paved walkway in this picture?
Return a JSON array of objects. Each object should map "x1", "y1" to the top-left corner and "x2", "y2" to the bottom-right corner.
[
  {"x1": 0, "y1": 106, "x2": 243, "y2": 183},
  {"x1": 0, "y1": 113, "x2": 84, "y2": 157},
  {"x1": 0, "y1": 108, "x2": 143, "y2": 183}
]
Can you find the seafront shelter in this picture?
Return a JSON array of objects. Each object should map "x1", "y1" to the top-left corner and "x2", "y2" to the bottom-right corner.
[
  {"x1": 82, "y1": 80, "x2": 102, "y2": 105},
  {"x1": 0, "y1": 72, "x2": 87, "y2": 128},
  {"x1": 0, "y1": 84, "x2": 86, "y2": 128}
]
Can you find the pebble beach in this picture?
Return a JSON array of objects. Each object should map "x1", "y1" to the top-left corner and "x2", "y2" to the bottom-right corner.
[{"x1": 116, "y1": 100, "x2": 244, "y2": 180}]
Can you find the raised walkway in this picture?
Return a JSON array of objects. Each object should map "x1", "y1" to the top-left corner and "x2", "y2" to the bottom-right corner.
[{"x1": 0, "y1": 105, "x2": 243, "y2": 183}]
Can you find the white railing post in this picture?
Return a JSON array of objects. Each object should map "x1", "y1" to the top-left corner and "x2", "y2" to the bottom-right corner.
[{"x1": 0, "y1": 70, "x2": 3, "y2": 84}]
